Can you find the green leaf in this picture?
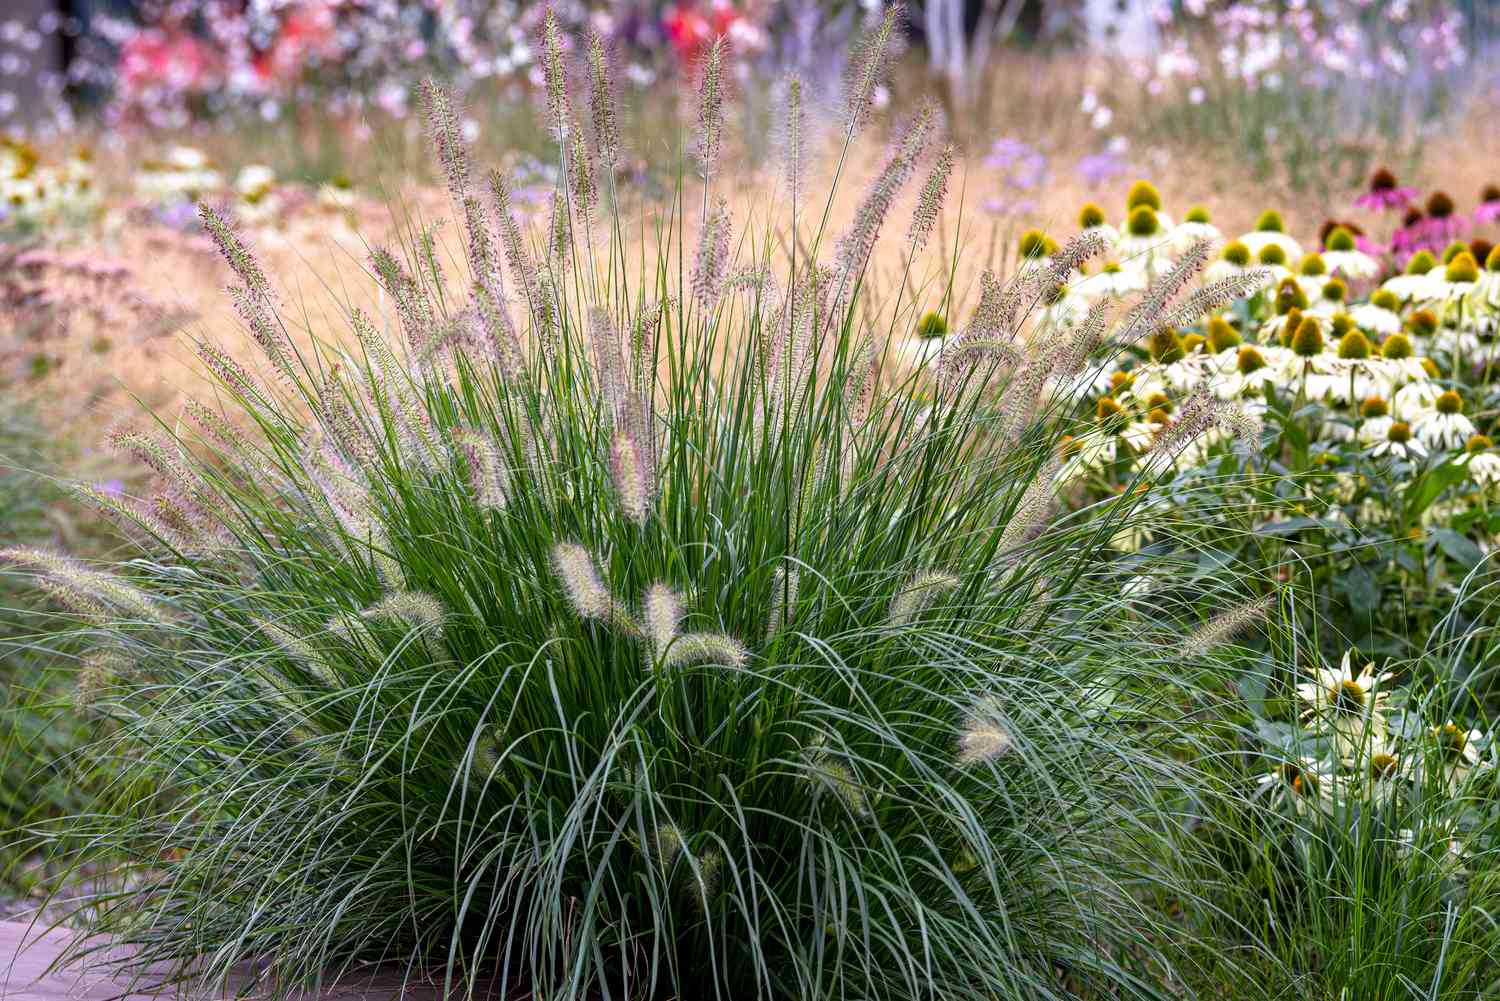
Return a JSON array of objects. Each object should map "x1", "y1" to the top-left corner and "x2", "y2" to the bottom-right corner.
[
  {"x1": 1337, "y1": 565, "x2": 1380, "y2": 616},
  {"x1": 1431, "y1": 528, "x2": 1484, "y2": 570}
]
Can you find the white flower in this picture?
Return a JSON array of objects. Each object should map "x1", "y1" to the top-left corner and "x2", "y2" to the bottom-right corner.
[
  {"x1": 1366, "y1": 419, "x2": 1427, "y2": 459},
  {"x1": 1078, "y1": 263, "x2": 1146, "y2": 300},
  {"x1": 1255, "y1": 756, "x2": 1337, "y2": 816},
  {"x1": 1167, "y1": 218, "x2": 1221, "y2": 253},
  {"x1": 1392, "y1": 381, "x2": 1441, "y2": 421},
  {"x1": 1323, "y1": 248, "x2": 1380, "y2": 281},
  {"x1": 1348, "y1": 303, "x2": 1402, "y2": 336},
  {"x1": 1238, "y1": 228, "x2": 1303, "y2": 262},
  {"x1": 1295, "y1": 650, "x2": 1394, "y2": 749},
  {"x1": 1413, "y1": 409, "x2": 1476, "y2": 451},
  {"x1": 1381, "y1": 268, "x2": 1443, "y2": 304},
  {"x1": 1465, "y1": 450, "x2": 1500, "y2": 488},
  {"x1": 235, "y1": 164, "x2": 277, "y2": 202}
]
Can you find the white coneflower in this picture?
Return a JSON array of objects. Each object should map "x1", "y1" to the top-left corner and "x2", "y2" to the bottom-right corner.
[
  {"x1": 1366, "y1": 419, "x2": 1426, "y2": 459},
  {"x1": 1166, "y1": 204, "x2": 1221, "y2": 254},
  {"x1": 1349, "y1": 301, "x2": 1402, "y2": 337},
  {"x1": 1255, "y1": 757, "x2": 1336, "y2": 816},
  {"x1": 643, "y1": 583, "x2": 684, "y2": 654},
  {"x1": 1430, "y1": 721, "x2": 1485, "y2": 788},
  {"x1": 663, "y1": 632, "x2": 749, "y2": 668},
  {"x1": 362, "y1": 590, "x2": 447, "y2": 659},
  {"x1": 907, "y1": 143, "x2": 954, "y2": 253},
  {"x1": 1465, "y1": 448, "x2": 1500, "y2": 487},
  {"x1": 610, "y1": 430, "x2": 653, "y2": 524},
  {"x1": 1295, "y1": 649, "x2": 1393, "y2": 747},
  {"x1": 1381, "y1": 252, "x2": 1443, "y2": 304},
  {"x1": 887, "y1": 570, "x2": 960, "y2": 627},
  {"x1": 1179, "y1": 593, "x2": 1277, "y2": 657},
  {"x1": 1322, "y1": 227, "x2": 1379, "y2": 281},
  {"x1": 696, "y1": 36, "x2": 726, "y2": 177},
  {"x1": 1411, "y1": 390, "x2": 1475, "y2": 451},
  {"x1": 1236, "y1": 210, "x2": 1303, "y2": 262}
]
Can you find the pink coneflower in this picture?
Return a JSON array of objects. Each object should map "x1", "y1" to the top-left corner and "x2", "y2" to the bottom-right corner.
[
  {"x1": 1413, "y1": 191, "x2": 1468, "y2": 246},
  {"x1": 1473, "y1": 184, "x2": 1500, "y2": 226},
  {"x1": 1355, "y1": 167, "x2": 1418, "y2": 211}
]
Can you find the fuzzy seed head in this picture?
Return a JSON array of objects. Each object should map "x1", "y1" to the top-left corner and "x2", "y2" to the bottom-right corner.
[
  {"x1": 587, "y1": 30, "x2": 620, "y2": 169},
  {"x1": 1180, "y1": 593, "x2": 1276, "y2": 657},
  {"x1": 552, "y1": 543, "x2": 612, "y2": 621},
  {"x1": 908, "y1": 143, "x2": 954, "y2": 252},
  {"x1": 696, "y1": 37, "x2": 726, "y2": 176},
  {"x1": 888, "y1": 570, "x2": 960, "y2": 627},
  {"x1": 610, "y1": 431, "x2": 653, "y2": 524},
  {"x1": 664, "y1": 632, "x2": 750, "y2": 669},
  {"x1": 644, "y1": 583, "x2": 684, "y2": 653}
]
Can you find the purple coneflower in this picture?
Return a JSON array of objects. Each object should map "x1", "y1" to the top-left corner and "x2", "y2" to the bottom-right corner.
[
  {"x1": 1354, "y1": 167, "x2": 1418, "y2": 211},
  {"x1": 1473, "y1": 184, "x2": 1500, "y2": 226}
]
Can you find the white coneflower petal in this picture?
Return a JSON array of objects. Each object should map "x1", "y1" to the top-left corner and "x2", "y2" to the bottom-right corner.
[
  {"x1": 1179, "y1": 593, "x2": 1277, "y2": 657},
  {"x1": 663, "y1": 632, "x2": 749, "y2": 668},
  {"x1": 888, "y1": 570, "x2": 960, "y2": 627},
  {"x1": 643, "y1": 583, "x2": 684, "y2": 654}
]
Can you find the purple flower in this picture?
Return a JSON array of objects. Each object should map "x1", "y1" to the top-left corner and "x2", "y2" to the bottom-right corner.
[
  {"x1": 1474, "y1": 201, "x2": 1500, "y2": 226},
  {"x1": 1077, "y1": 150, "x2": 1127, "y2": 188},
  {"x1": 1354, "y1": 187, "x2": 1418, "y2": 211},
  {"x1": 96, "y1": 478, "x2": 125, "y2": 499},
  {"x1": 982, "y1": 196, "x2": 1038, "y2": 218}
]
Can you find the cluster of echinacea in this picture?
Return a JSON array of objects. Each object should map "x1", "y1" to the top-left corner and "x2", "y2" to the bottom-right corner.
[
  {"x1": 0, "y1": 135, "x2": 99, "y2": 234},
  {"x1": 1259, "y1": 649, "x2": 1493, "y2": 843},
  {"x1": 1055, "y1": 191, "x2": 1500, "y2": 498},
  {"x1": 1351, "y1": 167, "x2": 1500, "y2": 270}
]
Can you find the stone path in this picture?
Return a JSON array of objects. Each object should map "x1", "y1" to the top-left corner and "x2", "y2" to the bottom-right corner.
[{"x1": 0, "y1": 921, "x2": 504, "y2": 1000}]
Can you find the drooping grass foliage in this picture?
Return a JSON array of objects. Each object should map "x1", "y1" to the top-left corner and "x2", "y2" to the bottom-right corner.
[{"x1": 5, "y1": 17, "x2": 1294, "y2": 1001}]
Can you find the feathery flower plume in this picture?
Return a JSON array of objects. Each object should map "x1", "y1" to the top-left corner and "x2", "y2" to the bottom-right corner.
[
  {"x1": 227, "y1": 284, "x2": 297, "y2": 384},
  {"x1": 804, "y1": 744, "x2": 870, "y2": 817},
  {"x1": 1180, "y1": 593, "x2": 1277, "y2": 657},
  {"x1": 362, "y1": 591, "x2": 446, "y2": 659},
  {"x1": 1157, "y1": 270, "x2": 1274, "y2": 332},
  {"x1": 318, "y1": 369, "x2": 379, "y2": 470},
  {"x1": 470, "y1": 282, "x2": 524, "y2": 379},
  {"x1": 956, "y1": 699, "x2": 1014, "y2": 766},
  {"x1": 997, "y1": 347, "x2": 1055, "y2": 445},
  {"x1": 469, "y1": 728, "x2": 502, "y2": 785},
  {"x1": 75, "y1": 650, "x2": 125, "y2": 713},
  {"x1": 1151, "y1": 391, "x2": 1261, "y2": 457},
  {"x1": 1045, "y1": 230, "x2": 1109, "y2": 286},
  {"x1": 689, "y1": 848, "x2": 724, "y2": 913},
  {"x1": 888, "y1": 570, "x2": 960, "y2": 627},
  {"x1": 936, "y1": 333, "x2": 1022, "y2": 394},
  {"x1": 610, "y1": 431, "x2": 653, "y2": 524},
  {"x1": 421, "y1": 78, "x2": 469, "y2": 201},
  {"x1": 590, "y1": 307, "x2": 628, "y2": 421},
  {"x1": 996, "y1": 456, "x2": 1062, "y2": 560},
  {"x1": 452, "y1": 429, "x2": 508, "y2": 511},
  {"x1": 587, "y1": 30, "x2": 619, "y2": 170},
  {"x1": 663, "y1": 632, "x2": 750, "y2": 668},
  {"x1": 845, "y1": 5, "x2": 899, "y2": 136},
  {"x1": 74, "y1": 483, "x2": 172, "y2": 544},
  {"x1": 643, "y1": 583, "x2": 684, "y2": 655},
  {"x1": 837, "y1": 101, "x2": 934, "y2": 272},
  {"x1": 765, "y1": 566, "x2": 800, "y2": 641},
  {"x1": 199, "y1": 203, "x2": 270, "y2": 301},
  {"x1": 696, "y1": 36, "x2": 726, "y2": 177},
  {"x1": 567, "y1": 114, "x2": 598, "y2": 214},
  {"x1": 371, "y1": 248, "x2": 436, "y2": 360},
  {"x1": 38, "y1": 579, "x2": 108, "y2": 622},
  {"x1": 540, "y1": 8, "x2": 570, "y2": 140},
  {"x1": 1118, "y1": 239, "x2": 1212, "y2": 343},
  {"x1": 908, "y1": 143, "x2": 955, "y2": 252},
  {"x1": 487, "y1": 169, "x2": 546, "y2": 334},
  {"x1": 1051, "y1": 299, "x2": 1116, "y2": 380},
  {"x1": 2, "y1": 547, "x2": 173, "y2": 625},
  {"x1": 552, "y1": 542, "x2": 613, "y2": 622},
  {"x1": 651, "y1": 824, "x2": 684, "y2": 876},
  {"x1": 548, "y1": 190, "x2": 571, "y2": 267},
  {"x1": 184, "y1": 398, "x2": 264, "y2": 475},
  {"x1": 197, "y1": 342, "x2": 266, "y2": 403},
  {"x1": 783, "y1": 76, "x2": 806, "y2": 207},
  {"x1": 256, "y1": 616, "x2": 339, "y2": 687},
  {"x1": 692, "y1": 198, "x2": 733, "y2": 310},
  {"x1": 108, "y1": 429, "x2": 201, "y2": 506}
]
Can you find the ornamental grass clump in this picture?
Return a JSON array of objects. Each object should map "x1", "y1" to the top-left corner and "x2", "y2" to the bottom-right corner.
[{"x1": 9, "y1": 37, "x2": 1269, "y2": 1001}]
